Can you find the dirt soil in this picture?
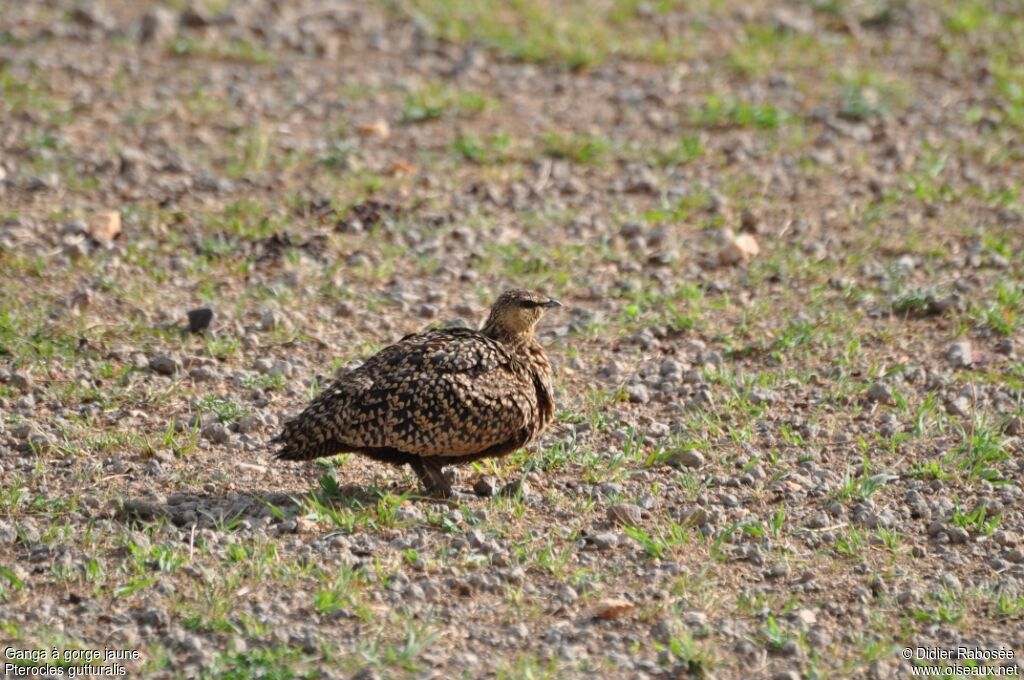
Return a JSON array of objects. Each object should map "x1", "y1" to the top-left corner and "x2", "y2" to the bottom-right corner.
[{"x1": 1, "y1": 0, "x2": 1023, "y2": 678}]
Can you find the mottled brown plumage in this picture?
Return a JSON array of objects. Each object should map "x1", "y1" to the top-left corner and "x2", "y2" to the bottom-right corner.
[{"x1": 272, "y1": 289, "x2": 560, "y2": 496}]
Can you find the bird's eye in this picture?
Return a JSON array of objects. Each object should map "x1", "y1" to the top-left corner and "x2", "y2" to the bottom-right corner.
[{"x1": 519, "y1": 300, "x2": 541, "y2": 308}]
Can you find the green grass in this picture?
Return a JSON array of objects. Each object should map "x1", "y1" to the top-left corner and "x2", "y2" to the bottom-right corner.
[
  {"x1": 650, "y1": 134, "x2": 705, "y2": 167},
  {"x1": 0, "y1": 65, "x2": 73, "y2": 125},
  {"x1": 205, "y1": 645, "x2": 317, "y2": 679},
  {"x1": 948, "y1": 419, "x2": 1011, "y2": 483},
  {"x1": 168, "y1": 37, "x2": 275, "y2": 64},
  {"x1": 313, "y1": 566, "x2": 371, "y2": 619},
  {"x1": 400, "y1": 0, "x2": 692, "y2": 68},
  {"x1": 950, "y1": 503, "x2": 1000, "y2": 535},
  {"x1": 725, "y1": 22, "x2": 827, "y2": 77},
  {"x1": 691, "y1": 95, "x2": 793, "y2": 130},
  {"x1": 623, "y1": 520, "x2": 691, "y2": 560},
  {"x1": 357, "y1": 620, "x2": 440, "y2": 673},
  {"x1": 402, "y1": 82, "x2": 496, "y2": 123},
  {"x1": 453, "y1": 133, "x2": 514, "y2": 163},
  {"x1": 193, "y1": 396, "x2": 248, "y2": 424},
  {"x1": 541, "y1": 131, "x2": 611, "y2": 164},
  {"x1": 0, "y1": 566, "x2": 25, "y2": 601}
]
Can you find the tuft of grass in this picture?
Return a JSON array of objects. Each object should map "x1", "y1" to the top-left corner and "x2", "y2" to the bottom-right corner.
[
  {"x1": 206, "y1": 645, "x2": 316, "y2": 680},
  {"x1": 193, "y1": 396, "x2": 247, "y2": 424},
  {"x1": 651, "y1": 134, "x2": 704, "y2": 167},
  {"x1": 358, "y1": 620, "x2": 440, "y2": 673},
  {"x1": 313, "y1": 566, "x2": 370, "y2": 618},
  {"x1": 624, "y1": 520, "x2": 691, "y2": 560},
  {"x1": 0, "y1": 566, "x2": 25, "y2": 601},
  {"x1": 836, "y1": 68, "x2": 908, "y2": 121},
  {"x1": 658, "y1": 633, "x2": 717, "y2": 677},
  {"x1": 168, "y1": 37, "x2": 275, "y2": 64},
  {"x1": 226, "y1": 126, "x2": 272, "y2": 178},
  {"x1": 834, "y1": 526, "x2": 866, "y2": 557},
  {"x1": 948, "y1": 419, "x2": 1010, "y2": 483},
  {"x1": 453, "y1": 132, "x2": 514, "y2": 164},
  {"x1": 401, "y1": 0, "x2": 690, "y2": 68},
  {"x1": 241, "y1": 373, "x2": 287, "y2": 391},
  {"x1": 911, "y1": 590, "x2": 965, "y2": 625},
  {"x1": 835, "y1": 460, "x2": 886, "y2": 503},
  {"x1": 402, "y1": 82, "x2": 496, "y2": 123},
  {"x1": 971, "y1": 281, "x2": 1022, "y2": 335},
  {"x1": 760, "y1": 616, "x2": 795, "y2": 654},
  {"x1": 950, "y1": 503, "x2": 1000, "y2": 536},
  {"x1": 541, "y1": 131, "x2": 611, "y2": 164},
  {"x1": 691, "y1": 95, "x2": 792, "y2": 130}
]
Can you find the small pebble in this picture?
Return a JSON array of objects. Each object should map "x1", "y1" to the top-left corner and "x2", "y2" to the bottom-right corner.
[
  {"x1": 473, "y1": 476, "x2": 497, "y2": 497},
  {"x1": 149, "y1": 353, "x2": 180, "y2": 376},
  {"x1": 606, "y1": 503, "x2": 643, "y2": 527},
  {"x1": 667, "y1": 449, "x2": 705, "y2": 469}
]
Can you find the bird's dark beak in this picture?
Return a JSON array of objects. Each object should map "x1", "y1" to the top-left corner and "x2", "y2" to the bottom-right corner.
[{"x1": 543, "y1": 298, "x2": 562, "y2": 309}]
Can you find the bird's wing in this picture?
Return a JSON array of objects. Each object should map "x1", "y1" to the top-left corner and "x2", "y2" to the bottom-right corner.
[{"x1": 275, "y1": 329, "x2": 538, "y2": 459}]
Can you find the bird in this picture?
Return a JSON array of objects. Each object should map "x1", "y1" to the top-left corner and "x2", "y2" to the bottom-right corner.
[{"x1": 272, "y1": 288, "x2": 561, "y2": 497}]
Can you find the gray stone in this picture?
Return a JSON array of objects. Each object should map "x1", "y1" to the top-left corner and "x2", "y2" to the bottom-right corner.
[
  {"x1": 189, "y1": 412, "x2": 219, "y2": 429},
  {"x1": 189, "y1": 366, "x2": 216, "y2": 382},
  {"x1": 236, "y1": 415, "x2": 261, "y2": 434},
  {"x1": 499, "y1": 479, "x2": 530, "y2": 498},
  {"x1": 625, "y1": 383, "x2": 650, "y2": 404},
  {"x1": 794, "y1": 608, "x2": 817, "y2": 628},
  {"x1": 589, "y1": 532, "x2": 619, "y2": 550},
  {"x1": 473, "y1": 476, "x2": 497, "y2": 497},
  {"x1": 941, "y1": 573, "x2": 963, "y2": 591},
  {"x1": 149, "y1": 353, "x2": 180, "y2": 376},
  {"x1": 9, "y1": 372, "x2": 32, "y2": 392},
  {"x1": 667, "y1": 449, "x2": 705, "y2": 469},
  {"x1": 948, "y1": 341, "x2": 973, "y2": 368},
  {"x1": 27, "y1": 432, "x2": 53, "y2": 454},
  {"x1": 866, "y1": 381, "x2": 892, "y2": 403},
  {"x1": 135, "y1": 606, "x2": 170, "y2": 630},
  {"x1": 395, "y1": 505, "x2": 424, "y2": 523},
  {"x1": 139, "y1": 7, "x2": 177, "y2": 44},
  {"x1": 63, "y1": 237, "x2": 90, "y2": 260},
  {"x1": 269, "y1": 360, "x2": 293, "y2": 377},
  {"x1": 677, "y1": 507, "x2": 708, "y2": 526},
  {"x1": 947, "y1": 397, "x2": 971, "y2": 418},
  {"x1": 201, "y1": 422, "x2": 230, "y2": 444},
  {"x1": 0, "y1": 520, "x2": 17, "y2": 544},
  {"x1": 660, "y1": 359, "x2": 684, "y2": 377},
  {"x1": 607, "y1": 503, "x2": 643, "y2": 527},
  {"x1": 749, "y1": 388, "x2": 778, "y2": 405},
  {"x1": 10, "y1": 423, "x2": 32, "y2": 439},
  {"x1": 947, "y1": 526, "x2": 970, "y2": 544},
  {"x1": 555, "y1": 585, "x2": 578, "y2": 603}
]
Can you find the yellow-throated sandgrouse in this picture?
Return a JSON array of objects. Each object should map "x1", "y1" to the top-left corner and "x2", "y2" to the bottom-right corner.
[{"x1": 272, "y1": 289, "x2": 560, "y2": 497}]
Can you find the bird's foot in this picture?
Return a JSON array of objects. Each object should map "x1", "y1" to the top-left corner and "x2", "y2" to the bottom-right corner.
[
  {"x1": 410, "y1": 460, "x2": 454, "y2": 499},
  {"x1": 421, "y1": 480, "x2": 454, "y2": 499}
]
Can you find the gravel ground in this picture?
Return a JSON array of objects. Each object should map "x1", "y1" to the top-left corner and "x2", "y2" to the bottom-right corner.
[{"x1": 1, "y1": 0, "x2": 1023, "y2": 678}]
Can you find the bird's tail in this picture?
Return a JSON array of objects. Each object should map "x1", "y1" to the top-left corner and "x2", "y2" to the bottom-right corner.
[{"x1": 271, "y1": 413, "x2": 339, "y2": 461}]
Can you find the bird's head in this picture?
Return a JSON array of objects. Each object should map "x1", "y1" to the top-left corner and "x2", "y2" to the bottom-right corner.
[{"x1": 482, "y1": 288, "x2": 561, "y2": 340}]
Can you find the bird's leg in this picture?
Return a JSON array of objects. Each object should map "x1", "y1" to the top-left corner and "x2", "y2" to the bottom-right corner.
[
  {"x1": 409, "y1": 459, "x2": 452, "y2": 498},
  {"x1": 409, "y1": 460, "x2": 431, "y2": 493}
]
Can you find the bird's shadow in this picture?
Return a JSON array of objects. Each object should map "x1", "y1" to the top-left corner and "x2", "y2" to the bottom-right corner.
[{"x1": 114, "y1": 477, "x2": 411, "y2": 532}]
